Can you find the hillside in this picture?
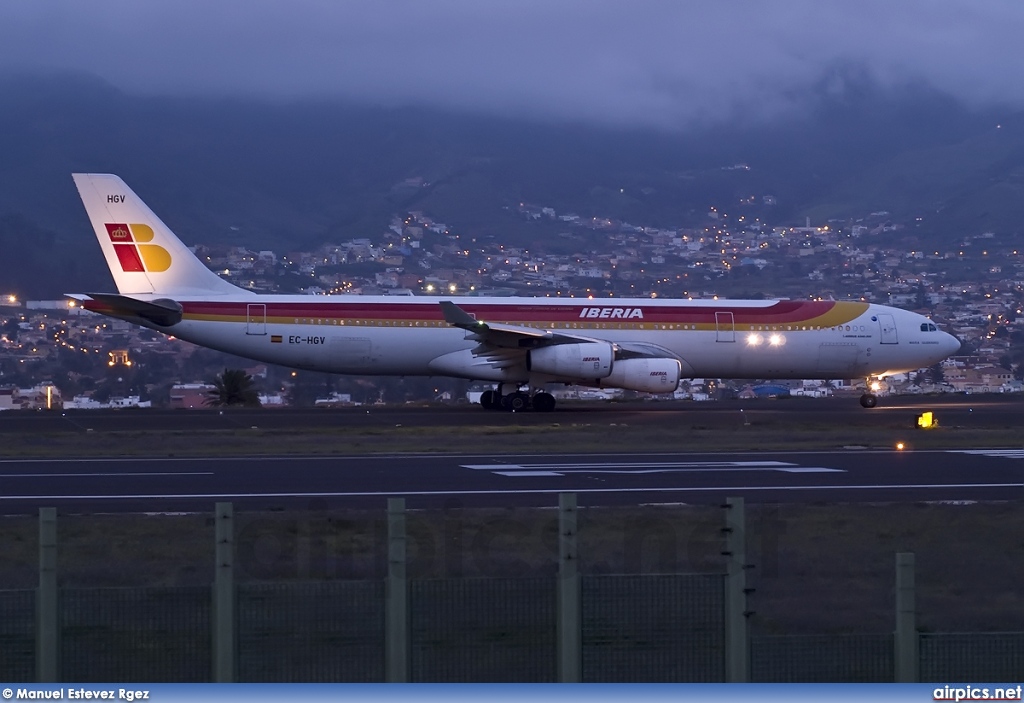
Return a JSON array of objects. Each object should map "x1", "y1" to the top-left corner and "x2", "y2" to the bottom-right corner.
[{"x1": 0, "y1": 72, "x2": 1021, "y2": 297}]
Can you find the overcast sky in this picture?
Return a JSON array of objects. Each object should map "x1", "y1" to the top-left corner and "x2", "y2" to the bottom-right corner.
[{"x1": 2, "y1": 0, "x2": 1022, "y2": 129}]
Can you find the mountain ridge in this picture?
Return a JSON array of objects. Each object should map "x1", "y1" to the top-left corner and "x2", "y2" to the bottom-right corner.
[{"x1": 0, "y1": 72, "x2": 1021, "y2": 297}]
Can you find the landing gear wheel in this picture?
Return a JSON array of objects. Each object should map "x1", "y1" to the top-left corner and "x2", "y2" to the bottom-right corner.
[
  {"x1": 860, "y1": 393, "x2": 878, "y2": 409},
  {"x1": 508, "y1": 392, "x2": 529, "y2": 412},
  {"x1": 480, "y1": 390, "x2": 500, "y2": 410},
  {"x1": 532, "y1": 392, "x2": 556, "y2": 412}
]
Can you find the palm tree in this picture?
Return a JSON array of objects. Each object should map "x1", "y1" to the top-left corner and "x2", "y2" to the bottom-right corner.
[{"x1": 206, "y1": 368, "x2": 261, "y2": 407}]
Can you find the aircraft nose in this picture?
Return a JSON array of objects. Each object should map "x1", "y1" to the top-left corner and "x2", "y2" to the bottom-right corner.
[{"x1": 942, "y1": 332, "x2": 961, "y2": 357}]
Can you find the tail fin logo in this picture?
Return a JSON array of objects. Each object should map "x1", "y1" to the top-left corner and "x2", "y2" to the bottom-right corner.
[{"x1": 104, "y1": 223, "x2": 172, "y2": 273}]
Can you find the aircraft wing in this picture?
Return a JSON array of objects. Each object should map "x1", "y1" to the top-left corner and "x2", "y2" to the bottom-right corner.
[
  {"x1": 441, "y1": 299, "x2": 626, "y2": 348},
  {"x1": 439, "y1": 300, "x2": 678, "y2": 360},
  {"x1": 440, "y1": 300, "x2": 556, "y2": 348}
]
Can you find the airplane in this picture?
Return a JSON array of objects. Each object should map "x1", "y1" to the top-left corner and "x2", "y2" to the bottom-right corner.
[{"x1": 68, "y1": 173, "x2": 961, "y2": 411}]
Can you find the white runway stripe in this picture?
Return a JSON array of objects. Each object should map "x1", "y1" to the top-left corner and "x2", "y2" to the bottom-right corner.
[
  {"x1": 0, "y1": 472, "x2": 213, "y2": 478},
  {"x1": 461, "y1": 460, "x2": 798, "y2": 470},
  {"x1": 461, "y1": 460, "x2": 843, "y2": 476},
  {"x1": 0, "y1": 482, "x2": 1019, "y2": 501}
]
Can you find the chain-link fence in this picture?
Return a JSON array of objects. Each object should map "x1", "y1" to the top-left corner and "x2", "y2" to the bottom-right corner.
[
  {"x1": 751, "y1": 633, "x2": 894, "y2": 682},
  {"x1": 13, "y1": 499, "x2": 1024, "y2": 684},
  {"x1": 410, "y1": 577, "x2": 556, "y2": 682},
  {"x1": 11, "y1": 580, "x2": 1024, "y2": 683},
  {"x1": 920, "y1": 632, "x2": 1024, "y2": 681},
  {"x1": 0, "y1": 589, "x2": 35, "y2": 681},
  {"x1": 237, "y1": 581, "x2": 385, "y2": 682},
  {"x1": 59, "y1": 587, "x2": 210, "y2": 682},
  {"x1": 582, "y1": 574, "x2": 725, "y2": 682}
]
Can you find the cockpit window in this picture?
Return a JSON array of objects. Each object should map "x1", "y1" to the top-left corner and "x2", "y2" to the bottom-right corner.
[{"x1": 920, "y1": 323, "x2": 937, "y2": 332}]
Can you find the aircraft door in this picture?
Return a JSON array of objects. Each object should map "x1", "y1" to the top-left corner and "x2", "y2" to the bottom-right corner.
[
  {"x1": 715, "y1": 312, "x2": 735, "y2": 342},
  {"x1": 877, "y1": 313, "x2": 898, "y2": 344},
  {"x1": 246, "y1": 303, "x2": 267, "y2": 336}
]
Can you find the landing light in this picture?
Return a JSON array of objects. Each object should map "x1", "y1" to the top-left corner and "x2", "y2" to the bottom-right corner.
[
  {"x1": 870, "y1": 381, "x2": 882, "y2": 392},
  {"x1": 746, "y1": 333, "x2": 762, "y2": 346},
  {"x1": 768, "y1": 333, "x2": 784, "y2": 346}
]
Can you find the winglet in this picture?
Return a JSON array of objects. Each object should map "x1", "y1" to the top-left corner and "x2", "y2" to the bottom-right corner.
[{"x1": 440, "y1": 300, "x2": 487, "y2": 331}]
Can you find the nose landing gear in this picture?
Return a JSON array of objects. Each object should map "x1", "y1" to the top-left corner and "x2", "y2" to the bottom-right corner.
[{"x1": 860, "y1": 377, "x2": 885, "y2": 408}]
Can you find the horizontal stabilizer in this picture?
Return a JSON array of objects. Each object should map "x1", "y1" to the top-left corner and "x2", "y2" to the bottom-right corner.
[{"x1": 70, "y1": 293, "x2": 183, "y2": 327}]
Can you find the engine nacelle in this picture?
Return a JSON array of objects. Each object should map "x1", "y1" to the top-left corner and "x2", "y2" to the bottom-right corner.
[
  {"x1": 599, "y1": 357, "x2": 682, "y2": 393},
  {"x1": 528, "y1": 342, "x2": 614, "y2": 379}
]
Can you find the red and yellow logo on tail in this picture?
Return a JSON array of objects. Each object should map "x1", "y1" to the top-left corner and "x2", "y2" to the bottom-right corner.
[{"x1": 104, "y1": 223, "x2": 172, "y2": 273}]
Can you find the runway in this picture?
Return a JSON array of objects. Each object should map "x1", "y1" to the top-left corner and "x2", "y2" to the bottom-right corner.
[
  {"x1": 2, "y1": 448, "x2": 1023, "y2": 514},
  {"x1": 1, "y1": 393, "x2": 1022, "y2": 434}
]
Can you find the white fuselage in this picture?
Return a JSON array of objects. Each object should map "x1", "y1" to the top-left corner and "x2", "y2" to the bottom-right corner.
[{"x1": 109, "y1": 294, "x2": 959, "y2": 386}]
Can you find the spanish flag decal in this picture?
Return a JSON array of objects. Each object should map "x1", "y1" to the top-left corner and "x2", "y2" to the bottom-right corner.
[{"x1": 271, "y1": 335, "x2": 283, "y2": 343}]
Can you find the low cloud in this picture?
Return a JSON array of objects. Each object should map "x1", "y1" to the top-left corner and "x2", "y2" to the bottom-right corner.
[{"x1": 2, "y1": 0, "x2": 1022, "y2": 129}]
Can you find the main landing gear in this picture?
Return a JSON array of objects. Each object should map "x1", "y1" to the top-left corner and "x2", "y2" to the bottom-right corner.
[
  {"x1": 859, "y1": 393, "x2": 878, "y2": 409},
  {"x1": 480, "y1": 386, "x2": 557, "y2": 412}
]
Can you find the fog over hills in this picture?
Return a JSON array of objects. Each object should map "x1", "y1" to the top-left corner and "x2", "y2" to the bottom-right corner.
[{"x1": 1, "y1": 72, "x2": 1022, "y2": 297}]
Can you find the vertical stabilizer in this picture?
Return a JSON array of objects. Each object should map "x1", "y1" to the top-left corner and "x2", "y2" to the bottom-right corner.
[{"x1": 73, "y1": 173, "x2": 245, "y2": 296}]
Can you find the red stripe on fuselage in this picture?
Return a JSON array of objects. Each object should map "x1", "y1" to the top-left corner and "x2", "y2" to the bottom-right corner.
[{"x1": 177, "y1": 299, "x2": 844, "y2": 324}]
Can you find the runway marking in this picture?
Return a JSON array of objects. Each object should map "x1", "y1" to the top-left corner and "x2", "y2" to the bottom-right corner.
[
  {"x1": 485, "y1": 467, "x2": 844, "y2": 476},
  {"x1": 494, "y1": 471, "x2": 564, "y2": 477},
  {"x1": 0, "y1": 447, "x2": 1011, "y2": 468},
  {"x1": 461, "y1": 460, "x2": 844, "y2": 477},
  {"x1": 1, "y1": 483, "x2": 1019, "y2": 501},
  {"x1": 0, "y1": 472, "x2": 213, "y2": 478},
  {"x1": 462, "y1": 460, "x2": 796, "y2": 470},
  {"x1": 951, "y1": 450, "x2": 1024, "y2": 459}
]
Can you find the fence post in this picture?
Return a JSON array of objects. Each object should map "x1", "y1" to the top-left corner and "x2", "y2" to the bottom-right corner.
[
  {"x1": 212, "y1": 502, "x2": 235, "y2": 682},
  {"x1": 894, "y1": 552, "x2": 918, "y2": 682},
  {"x1": 557, "y1": 492, "x2": 581, "y2": 682},
  {"x1": 386, "y1": 497, "x2": 409, "y2": 682},
  {"x1": 723, "y1": 496, "x2": 749, "y2": 682},
  {"x1": 37, "y1": 507, "x2": 58, "y2": 683}
]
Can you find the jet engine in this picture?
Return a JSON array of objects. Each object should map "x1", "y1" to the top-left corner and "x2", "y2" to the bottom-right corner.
[
  {"x1": 598, "y1": 357, "x2": 682, "y2": 393},
  {"x1": 528, "y1": 342, "x2": 614, "y2": 379}
]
